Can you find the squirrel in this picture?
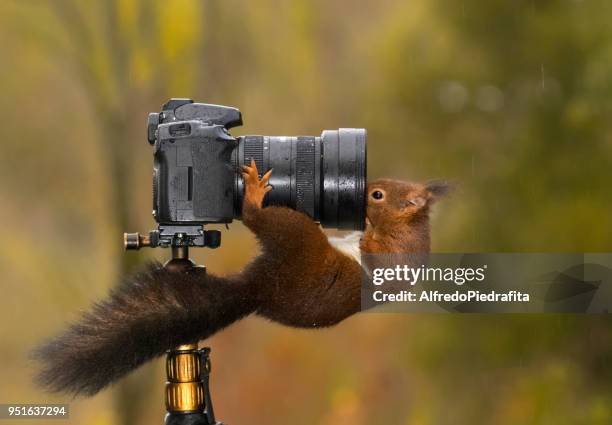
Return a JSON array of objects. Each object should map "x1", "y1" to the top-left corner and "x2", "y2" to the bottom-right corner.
[{"x1": 34, "y1": 160, "x2": 450, "y2": 396}]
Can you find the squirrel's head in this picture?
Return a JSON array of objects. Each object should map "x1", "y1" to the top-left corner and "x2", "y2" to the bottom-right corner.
[{"x1": 365, "y1": 179, "x2": 451, "y2": 231}]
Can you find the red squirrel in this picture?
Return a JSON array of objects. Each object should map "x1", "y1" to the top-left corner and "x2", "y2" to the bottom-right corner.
[{"x1": 34, "y1": 160, "x2": 450, "y2": 396}]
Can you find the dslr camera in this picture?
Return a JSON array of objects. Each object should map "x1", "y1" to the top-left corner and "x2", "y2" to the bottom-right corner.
[{"x1": 125, "y1": 98, "x2": 367, "y2": 249}]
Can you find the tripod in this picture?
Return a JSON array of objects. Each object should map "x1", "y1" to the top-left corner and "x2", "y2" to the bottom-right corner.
[{"x1": 125, "y1": 234, "x2": 223, "y2": 425}]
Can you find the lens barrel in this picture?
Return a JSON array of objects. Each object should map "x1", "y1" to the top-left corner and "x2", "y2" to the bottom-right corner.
[{"x1": 233, "y1": 129, "x2": 367, "y2": 230}]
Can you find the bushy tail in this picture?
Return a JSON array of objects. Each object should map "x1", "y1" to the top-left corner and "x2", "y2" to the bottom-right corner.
[{"x1": 33, "y1": 262, "x2": 256, "y2": 397}]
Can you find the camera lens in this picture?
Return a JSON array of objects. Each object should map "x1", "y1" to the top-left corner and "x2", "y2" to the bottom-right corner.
[{"x1": 232, "y1": 129, "x2": 367, "y2": 230}]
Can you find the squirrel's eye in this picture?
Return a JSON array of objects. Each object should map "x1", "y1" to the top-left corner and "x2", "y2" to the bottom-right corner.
[{"x1": 371, "y1": 190, "x2": 384, "y2": 200}]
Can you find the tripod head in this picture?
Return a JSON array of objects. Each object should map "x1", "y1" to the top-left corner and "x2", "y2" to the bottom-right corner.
[{"x1": 124, "y1": 225, "x2": 221, "y2": 250}]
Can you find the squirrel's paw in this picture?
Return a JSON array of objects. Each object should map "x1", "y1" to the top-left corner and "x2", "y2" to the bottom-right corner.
[{"x1": 242, "y1": 159, "x2": 273, "y2": 209}]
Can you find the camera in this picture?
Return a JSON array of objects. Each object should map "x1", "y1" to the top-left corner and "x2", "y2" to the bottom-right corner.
[{"x1": 125, "y1": 98, "x2": 367, "y2": 249}]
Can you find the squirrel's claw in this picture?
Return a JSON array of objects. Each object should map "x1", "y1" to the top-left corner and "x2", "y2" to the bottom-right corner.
[{"x1": 261, "y1": 169, "x2": 273, "y2": 184}]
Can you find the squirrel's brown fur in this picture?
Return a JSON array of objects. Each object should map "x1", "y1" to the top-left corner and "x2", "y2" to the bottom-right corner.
[{"x1": 34, "y1": 161, "x2": 449, "y2": 396}]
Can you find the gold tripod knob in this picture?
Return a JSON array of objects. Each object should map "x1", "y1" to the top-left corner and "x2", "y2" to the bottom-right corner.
[{"x1": 165, "y1": 344, "x2": 204, "y2": 412}]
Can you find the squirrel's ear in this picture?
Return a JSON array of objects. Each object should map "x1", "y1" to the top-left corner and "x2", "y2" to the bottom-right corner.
[
  {"x1": 425, "y1": 180, "x2": 454, "y2": 200},
  {"x1": 408, "y1": 197, "x2": 427, "y2": 208}
]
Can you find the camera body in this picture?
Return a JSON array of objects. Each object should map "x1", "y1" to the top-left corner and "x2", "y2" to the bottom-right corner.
[
  {"x1": 150, "y1": 98, "x2": 242, "y2": 226},
  {"x1": 125, "y1": 98, "x2": 367, "y2": 250}
]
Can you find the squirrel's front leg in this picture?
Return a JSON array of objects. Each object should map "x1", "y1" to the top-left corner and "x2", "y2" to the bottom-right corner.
[
  {"x1": 241, "y1": 159, "x2": 273, "y2": 216},
  {"x1": 240, "y1": 159, "x2": 275, "y2": 241},
  {"x1": 240, "y1": 160, "x2": 361, "y2": 327},
  {"x1": 240, "y1": 160, "x2": 330, "y2": 253}
]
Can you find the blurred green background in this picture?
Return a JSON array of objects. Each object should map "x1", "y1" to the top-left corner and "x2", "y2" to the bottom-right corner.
[{"x1": 2, "y1": 0, "x2": 612, "y2": 424}]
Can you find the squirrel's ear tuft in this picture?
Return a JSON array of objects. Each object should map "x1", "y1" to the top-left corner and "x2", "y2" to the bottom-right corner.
[{"x1": 426, "y1": 180, "x2": 454, "y2": 199}]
